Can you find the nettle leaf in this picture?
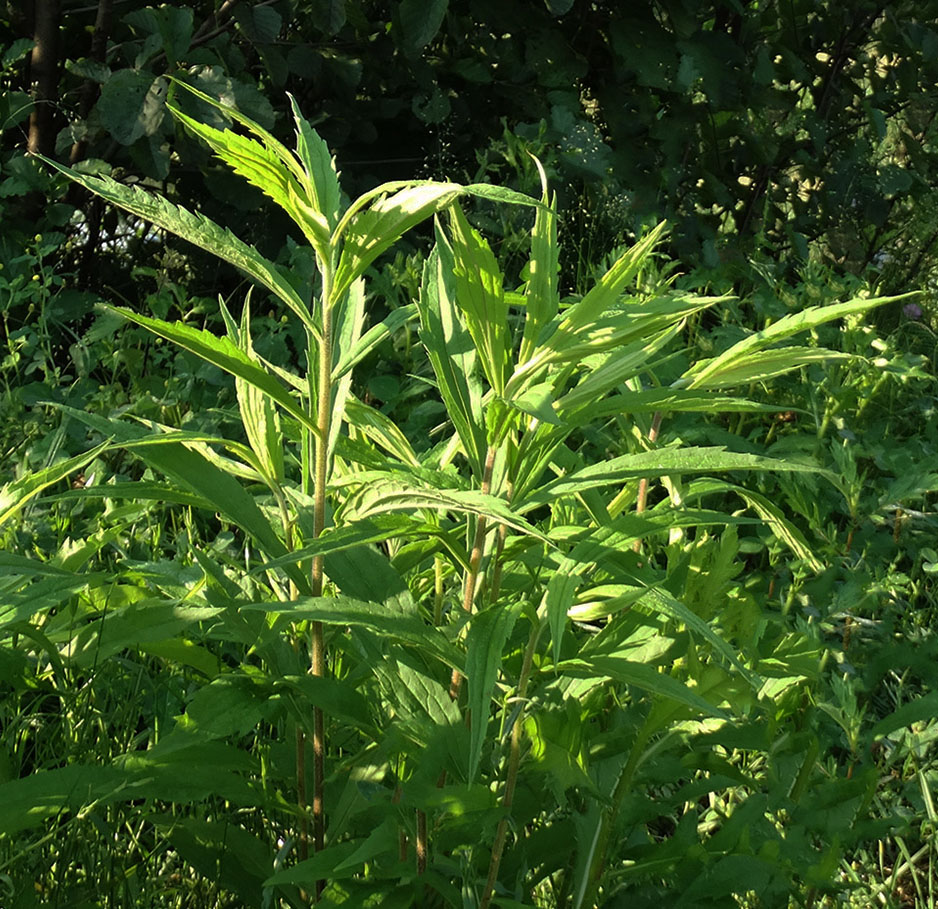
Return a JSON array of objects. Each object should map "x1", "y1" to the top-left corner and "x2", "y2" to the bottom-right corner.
[
  {"x1": 333, "y1": 182, "x2": 464, "y2": 300},
  {"x1": 168, "y1": 102, "x2": 330, "y2": 256}
]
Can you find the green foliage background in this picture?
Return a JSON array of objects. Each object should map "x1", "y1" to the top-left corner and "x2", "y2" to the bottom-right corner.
[{"x1": 1, "y1": 2, "x2": 938, "y2": 908}]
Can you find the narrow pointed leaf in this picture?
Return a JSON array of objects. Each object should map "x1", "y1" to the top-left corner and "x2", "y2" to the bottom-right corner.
[
  {"x1": 333, "y1": 182, "x2": 463, "y2": 300},
  {"x1": 557, "y1": 657, "x2": 728, "y2": 717},
  {"x1": 36, "y1": 155, "x2": 314, "y2": 332},
  {"x1": 467, "y1": 602, "x2": 521, "y2": 783},
  {"x1": 0, "y1": 440, "x2": 110, "y2": 528},
  {"x1": 683, "y1": 294, "x2": 912, "y2": 389},
  {"x1": 105, "y1": 305, "x2": 320, "y2": 439},
  {"x1": 521, "y1": 447, "x2": 829, "y2": 510}
]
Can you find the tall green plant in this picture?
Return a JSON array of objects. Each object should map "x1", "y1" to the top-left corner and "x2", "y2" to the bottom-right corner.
[{"x1": 23, "y1": 81, "x2": 914, "y2": 905}]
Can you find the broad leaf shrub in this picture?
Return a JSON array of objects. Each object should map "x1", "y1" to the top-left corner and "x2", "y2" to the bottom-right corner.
[{"x1": 1, "y1": 80, "x2": 922, "y2": 906}]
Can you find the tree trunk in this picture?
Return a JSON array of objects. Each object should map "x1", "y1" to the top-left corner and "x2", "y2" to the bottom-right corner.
[{"x1": 27, "y1": 0, "x2": 61, "y2": 158}]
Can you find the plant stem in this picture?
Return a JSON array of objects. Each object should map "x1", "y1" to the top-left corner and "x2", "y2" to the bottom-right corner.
[
  {"x1": 633, "y1": 410, "x2": 663, "y2": 553},
  {"x1": 479, "y1": 618, "x2": 544, "y2": 909},
  {"x1": 310, "y1": 262, "x2": 335, "y2": 896},
  {"x1": 449, "y1": 444, "x2": 497, "y2": 699}
]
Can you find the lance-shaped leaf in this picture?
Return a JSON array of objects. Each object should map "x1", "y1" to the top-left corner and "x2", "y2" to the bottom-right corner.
[
  {"x1": 104, "y1": 305, "x2": 320, "y2": 440},
  {"x1": 288, "y1": 93, "x2": 342, "y2": 231},
  {"x1": 682, "y1": 347, "x2": 853, "y2": 390},
  {"x1": 520, "y1": 446, "x2": 830, "y2": 512},
  {"x1": 519, "y1": 155, "x2": 559, "y2": 366},
  {"x1": 554, "y1": 320, "x2": 684, "y2": 415},
  {"x1": 0, "y1": 440, "x2": 110, "y2": 529},
  {"x1": 540, "y1": 221, "x2": 668, "y2": 357},
  {"x1": 466, "y1": 602, "x2": 521, "y2": 783},
  {"x1": 53, "y1": 406, "x2": 308, "y2": 593},
  {"x1": 328, "y1": 277, "x2": 367, "y2": 458},
  {"x1": 556, "y1": 657, "x2": 728, "y2": 717},
  {"x1": 681, "y1": 294, "x2": 914, "y2": 389},
  {"x1": 36, "y1": 156, "x2": 315, "y2": 334},
  {"x1": 443, "y1": 203, "x2": 510, "y2": 395},
  {"x1": 333, "y1": 181, "x2": 463, "y2": 301},
  {"x1": 331, "y1": 303, "x2": 417, "y2": 381},
  {"x1": 637, "y1": 586, "x2": 761, "y2": 688},
  {"x1": 684, "y1": 477, "x2": 824, "y2": 572},
  {"x1": 417, "y1": 246, "x2": 487, "y2": 477},
  {"x1": 507, "y1": 292, "x2": 720, "y2": 396},
  {"x1": 344, "y1": 396, "x2": 420, "y2": 467},
  {"x1": 242, "y1": 597, "x2": 460, "y2": 669},
  {"x1": 168, "y1": 102, "x2": 330, "y2": 258},
  {"x1": 236, "y1": 294, "x2": 285, "y2": 484},
  {"x1": 566, "y1": 388, "x2": 789, "y2": 421},
  {"x1": 339, "y1": 473, "x2": 550, "y2": 543}
]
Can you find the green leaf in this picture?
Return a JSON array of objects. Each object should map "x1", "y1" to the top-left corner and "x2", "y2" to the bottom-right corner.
[
  {"x1": 236, "y1": 294, "x2": 285, "y2": 483},
  {"x1": 309, "y1": 0, "x2": 347, "y2": 36},
  {"x1": 871, "y1": 691, "x2": 938, "y2": 740},
  {"x1": 104, "y1": 305, "x2": 320, "y2": 440},
  {"x1": 288, "y1": 92, "x2": 342, "y2": 228},
  {"x1": 417, "y1": 246, "x2": 487, "y2": 476},
  {"x1": 333, "y1": 182, "x2": 464, "y2": 301},
  {"x1": 242, "y1": 597, "x2": 460, "y2": 669},
  {"x1": 556, "y1": 656, "x2": 727, "y2": 717},
  {"x1": 344, "y1": 396, "x2": 419, "y2": 466},
  {"x1": 169, "y1": 100, "x2": 329, "y2": 257},
  {"x1": 637, "y1": 586, "x2": 760, "y2": 688},
  {"x1": 0, "y1": 440, "x2": 110, "y2": 529},
  {"x1": 339, "y1": 472, "x2": 550, "y2": 543},
  {"x1": 520, "y1": 446, "x2": 829, "y2": 510},
  {"x1": 96, "y1": 70, "x2": 165, "y2": 145},
  {"x1": 519, "y1": 160, "x2": 559, "y2": 365},
  {"x1": 555, "y1": 222, "x2": 668, "y2": 337},
  {"x1": 685, "y1": 478, "x2": 824, "y2": 572},
  {"x1": 466, "y1": 603, "x2": 521, "y2": 783},
  {"x1": 683, "y1": 347, "x2": 852, "y2": 390},
  {"x1": 332, "y1": 303, "x2": 418, "y2": 381},
  {"x1": 443, "y1": 203, "x2": 509, "y2": 395},
  {"x1": 54, "y1": 407, "x2": 307, "y2": 593},
  {"x1": 682, "y1": 294, "x2": 913, "y2": 389},
  {"x1": 36, "y1": 156, "x2": 315, "y2": 334},
  {"x1": 399, "y1": 0, "x2": 448, "y2": 53}
]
